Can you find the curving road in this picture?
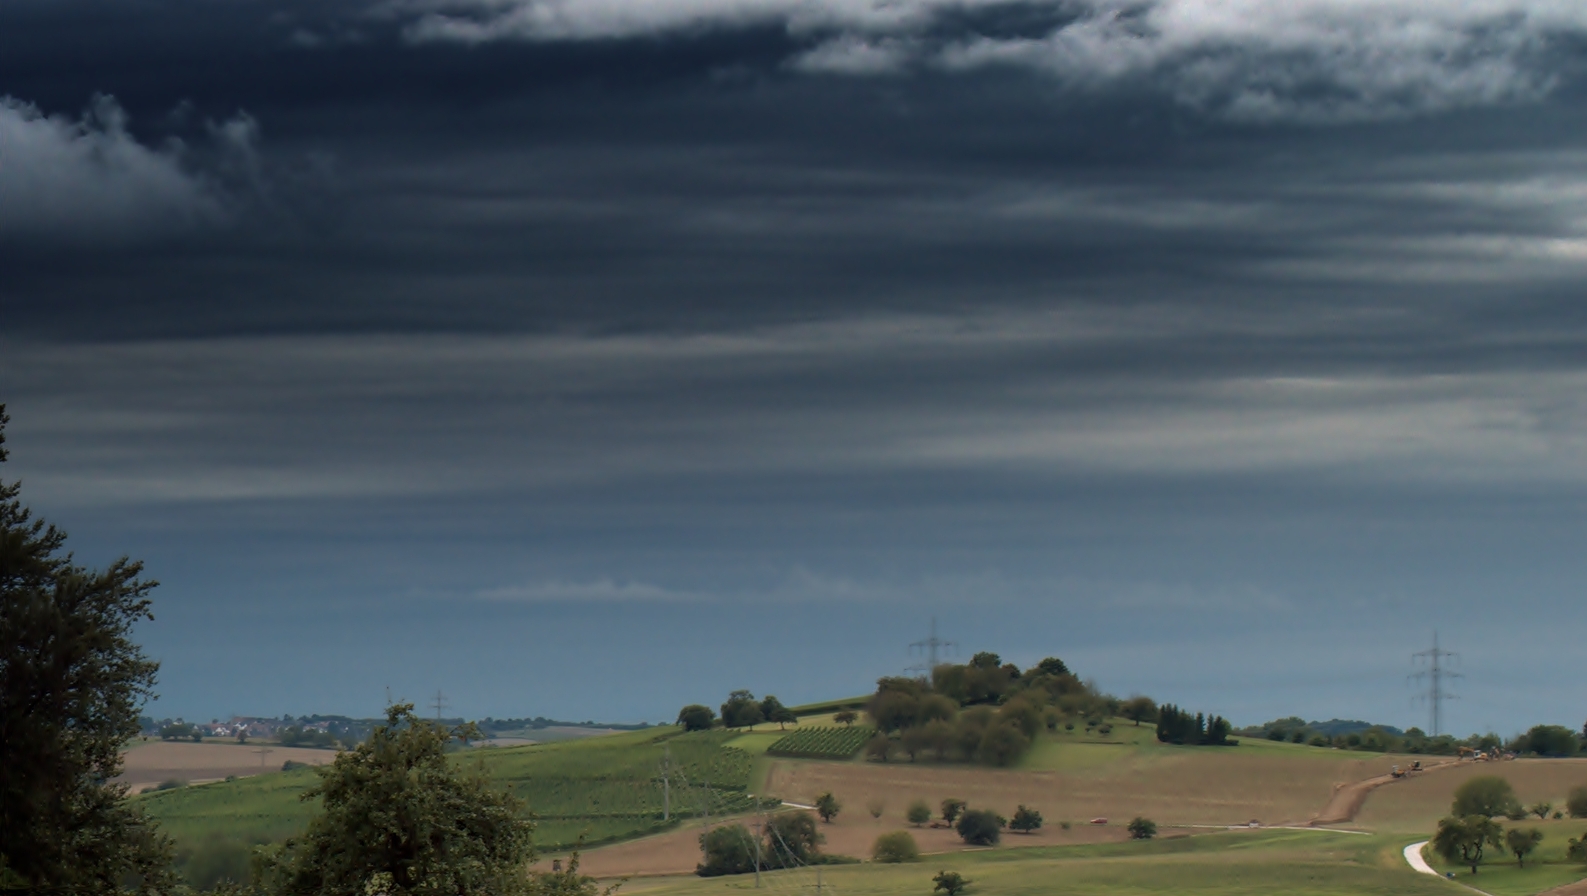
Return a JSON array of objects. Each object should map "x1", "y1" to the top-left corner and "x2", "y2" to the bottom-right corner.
[{"x1": 1404, "y1": 841, "x2": 1437, "y2": 876}]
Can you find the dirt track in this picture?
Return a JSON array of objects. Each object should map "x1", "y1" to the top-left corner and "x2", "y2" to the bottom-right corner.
[{"x1": 1307, "y1": 760, "x2": 1458, "y2": 826}]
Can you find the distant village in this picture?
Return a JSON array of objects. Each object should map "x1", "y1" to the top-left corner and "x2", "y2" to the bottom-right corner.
[{"x1": 136, "y1": 713, "x2": 654, "y2": 746}]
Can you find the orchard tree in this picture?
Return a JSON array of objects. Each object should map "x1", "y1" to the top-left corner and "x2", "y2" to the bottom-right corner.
[
  {"x1": 1009, "y1": 805, "x2": 1042, "y2": 833},
  {"x1": 269, "y1": 703, "x2": 535, "y2": 896},
  {"x1": 815, "y1": 792, "x2": 842, "y2": 823},
  {"x1": 1433, "y1": 815, "x2": 1504, "y2": 874},
  {"x1": 940, "y1": 798, "x2": 967, "y2": 825},
  {"x1": 932, "y1": 870, "x2": 968, "y2": 896},
  {"x1": 833, "y1": 710, "x2": 857, "y2": 727},
  {"x1": 1506, "y1": 828, "x2": 1544, "y2": 867},
  {"x1": 907, "y1": 800, "x2": 932, "y2": 826},
  {"x1": 0, "y1": 407, "x2": 177, "y2": 895}
]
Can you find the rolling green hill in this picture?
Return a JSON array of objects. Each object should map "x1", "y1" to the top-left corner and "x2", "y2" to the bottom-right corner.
[{"x1": 140, "y1": 726, "x2": 773, "y2": 883}]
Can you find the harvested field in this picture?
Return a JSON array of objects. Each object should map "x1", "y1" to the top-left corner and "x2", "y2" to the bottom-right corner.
[
  {"x1": 1353, "y1": 757, "x2": 1587, "y2": 832},
  {"x1": 762, "y1": 749, "x2": 1405, "y2": 831},
  {"x1": 545, "y1": 810, "x2": 1128, "y2": 878},
  {"x1": 116, "y1": 741, "x2": 338, "y2": 792}
]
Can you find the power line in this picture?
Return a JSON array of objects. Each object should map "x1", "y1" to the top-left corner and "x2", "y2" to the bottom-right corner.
[
  {"x1": 1410, "y1": 631, "x2": 1461, "y2": 737},
  {"x1": 430, "y1": 689, "x2": 450, "y2": 722}
]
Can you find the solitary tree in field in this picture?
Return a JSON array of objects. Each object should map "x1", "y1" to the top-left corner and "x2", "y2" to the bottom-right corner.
[
  {"x1": 269, "y1": 703, "x2": 535, "y2": 896},
  {"x1": 0, "y1": 407, "x2": 177, "y2": 895},
  {"x1": 815, "y1": 792, "x2": 842, "y2": 823},
  {"x1": 1505, "y1": 828, "x2": 1544, "y2": 867},
  {"x1": 833, "y1": 710, "x2": 857, "y2": 727},
  {"x1": 907, "y1": 800, "x2": 932, "y2": 826},
  {"x1": 1532, "y1": 802, "x2": 1554, "y2": 820},
  {"x1": 1452, "y1": 776, "x2": 1520, "y2": 818},
  {"x1": 1127, "y1": 817, "x2": 1157, "y2": 840},
  {"x1": 760, "y1": 696, "x2": 796, "y2": 730},
  {"x1": 1432, "y1": 815, "x2": 1504, "y2": 874}
]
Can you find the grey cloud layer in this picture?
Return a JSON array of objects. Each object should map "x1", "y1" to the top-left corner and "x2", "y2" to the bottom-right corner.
[
  {"x1": 406, "y1": 0, "x2": 1587, "y2": 119},
  {"x1": 0, "y1": 96, "x2": 259, "y2": 239}
]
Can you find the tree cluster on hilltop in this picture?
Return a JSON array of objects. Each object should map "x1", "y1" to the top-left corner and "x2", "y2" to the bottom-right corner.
[
  {"x1": 858, "y1": 653, "x2": 1155, "y2": 767},
  {"x1": 1155, "y1": 705, "x2": 1235, "y2": 746},
  {"x1": 1240, "y1": 716, "x2": 1586, "y2": 756},
  {"x1": 675, "y1": 690, "x2": 796, "y2": 731}
]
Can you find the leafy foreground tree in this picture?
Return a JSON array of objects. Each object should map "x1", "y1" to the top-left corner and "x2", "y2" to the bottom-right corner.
[
  {"x1": 1432, "y1": 815, "x2": 1504, "y2": 874},
  {"x1": 1505, "y1": 828, "x2": 1543, "y2": 868},
  {"x1": 267, "y1": 703, "x2": 535, "y2": 896},
  {"x1": 0, "y1": 406, "x2": 177, "y2": 895},
  {"x1": 1452, "y1": 776, "x2": 1520, "y2": 818}
]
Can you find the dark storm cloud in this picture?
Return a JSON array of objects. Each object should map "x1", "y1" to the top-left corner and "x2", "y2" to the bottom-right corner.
[{"x1": 5, "y1": 0, "x2": 1587, "y2": 728}]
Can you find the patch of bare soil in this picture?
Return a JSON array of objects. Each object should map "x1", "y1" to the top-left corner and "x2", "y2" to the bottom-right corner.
[
  {"x1": 115, "y1": 741, "x2": 338, "y2": 791},
  {"x1": 1540, "y1": 879, "x2": 1587, "y2": 896}
]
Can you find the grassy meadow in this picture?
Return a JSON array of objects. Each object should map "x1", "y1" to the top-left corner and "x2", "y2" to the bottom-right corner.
[{"x1": 625, "y1": 829, "x2": 1457, "y2": 896}]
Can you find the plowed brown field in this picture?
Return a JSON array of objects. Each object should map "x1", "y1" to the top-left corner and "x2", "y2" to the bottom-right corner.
[{"x1": 116, "y1": 741, "x2": 338, "y2": 791}]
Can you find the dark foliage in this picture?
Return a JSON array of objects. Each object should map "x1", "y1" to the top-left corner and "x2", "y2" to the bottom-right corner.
[{"x1": 0, "y1": 406, "x2": 177, "y2": 895}]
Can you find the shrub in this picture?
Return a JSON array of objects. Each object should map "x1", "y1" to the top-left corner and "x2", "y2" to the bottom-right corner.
[
  {"x1": 154, "y1": 778, "x2": 187, "y2": 791},
  {"x1": 697, "y1": 824, "x2": 757, "y2": 877},
  {"x1": 1568, "y1": 833, "x2": 1587, "y2": 862},
  {"x1": 871, "y1": 831, "x2": 919, "y2": 863},
  {"x1": 1098, "y1": 724, "x2": 1112, "y2": 735},
  {"x1": 282, "y1": 760, "x2": 310, "y2": 772},
  {"x1": 932, "y1": 870, "x2": 968, "y2": 896},
  {"x1": 1568, "y1": 786, "x2": 1587, "y2": 819},
  {"x1": 864, "y1": 734, "x2": 892, "y2": 763},
  {"x1": 1127, "y1": 817, "x2": 1157, "y2": 840},
  {"x1": 1009, "y1": 805, "x2": 1042, "y2": 833},
  {"x1": 955, "y1": 809, "x2": 1005, "y2": 846},
  {"x1": 1453, "y1": 776, "x2": 1520, "y2": 818},
  {"x1": 1059, "y1": 821, "x2": 1072, "y2": 831},
  {"x1": 906, "y1": 801, "x2": 932, "y2": 826},
  {"x1": 1532, "y1": 803, "x2": 1554, "y2": 820}
]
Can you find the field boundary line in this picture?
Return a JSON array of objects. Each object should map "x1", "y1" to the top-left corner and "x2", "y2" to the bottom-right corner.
[{"x1": 1404, "y1": 840, "x2": 1498, "y2": 896}]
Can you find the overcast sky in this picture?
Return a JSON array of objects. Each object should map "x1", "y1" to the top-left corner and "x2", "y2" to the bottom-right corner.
[{"x1": 4, "y1": 0, "x2": 1586, "y2": 734}]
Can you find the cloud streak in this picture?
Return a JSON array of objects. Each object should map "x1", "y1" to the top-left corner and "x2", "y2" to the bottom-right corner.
[{"x1": 403, "y1": 0, "x2": 1587, "y2": 120}]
